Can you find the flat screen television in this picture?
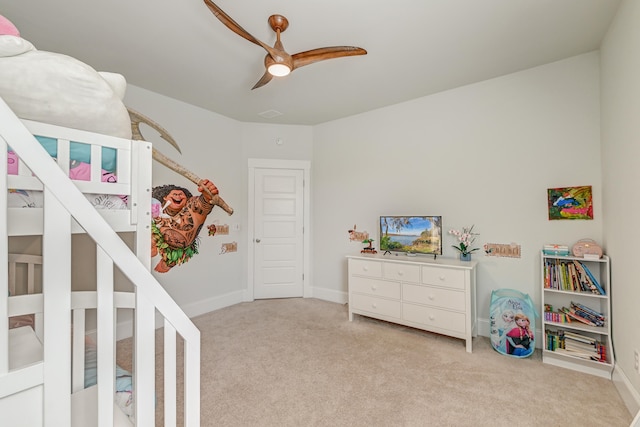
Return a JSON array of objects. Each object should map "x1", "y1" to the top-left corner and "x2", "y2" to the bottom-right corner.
[{"x1": 379, "y1": 216, "x2": 442, "y2": 256}]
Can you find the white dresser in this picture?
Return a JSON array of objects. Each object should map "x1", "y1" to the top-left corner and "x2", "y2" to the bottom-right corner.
[{"x1": 347, "y1": 254, "x2": 478, "y2": 352}]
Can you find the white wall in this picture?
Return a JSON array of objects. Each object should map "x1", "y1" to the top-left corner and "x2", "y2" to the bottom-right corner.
[
  {"x1": 120, "y1": 30, "x2": 638, "y2": 411},
  {"x1": 600, "y1": 0, "x2": 640, "y2": 410},
  {"x1": 122, "y1": 86, "x2": 312, "y2": 316},
  {"x1": 312, "y1": 53, "x2": 603, "y2": 332}
]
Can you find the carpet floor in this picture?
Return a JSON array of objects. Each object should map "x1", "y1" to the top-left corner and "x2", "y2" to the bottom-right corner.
[{"x1": 117, "y1": 298, "x2": 632, "y2": 427}]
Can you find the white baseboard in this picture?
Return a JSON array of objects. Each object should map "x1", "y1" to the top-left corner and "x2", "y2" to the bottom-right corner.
[
  {"x1": 180, "y1": 290, "x2": 245, "y2": 319},
  {"x1": 477, "y1": 317, "x2": 490, "y2": 338},
  {"x1": 114, "y1": 290, "x2": 245, "y2": 341},
  {"x1": 613, "y1": 365, "x2": 640, "y2": 418},
  {"x1": 311, "y1": 286, "x2": 347, "y2": 304}
]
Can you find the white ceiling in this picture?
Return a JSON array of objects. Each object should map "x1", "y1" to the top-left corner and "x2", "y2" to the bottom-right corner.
[{"x1": 0, "y1": 0, "x2": 621, "y2": 126}]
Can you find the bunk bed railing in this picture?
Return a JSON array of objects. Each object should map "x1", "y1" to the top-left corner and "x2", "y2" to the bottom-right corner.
[{"x1": 0, "y1": 97, "x2": 200, "y2": 426}]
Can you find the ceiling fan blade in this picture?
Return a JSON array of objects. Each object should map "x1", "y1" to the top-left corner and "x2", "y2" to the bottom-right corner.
[
  {"x1": 252, "y1": 71, "x2": 274, "y2": 90},
  {"x1": 203, "y1": 0, "x2": 274, "y2": 55},
  {"x1": 292, "y1": 46, "x2": 367, "y2": 70}
]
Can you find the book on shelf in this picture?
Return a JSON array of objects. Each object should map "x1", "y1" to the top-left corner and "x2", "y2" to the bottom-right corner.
[
  {"x1": 543, "y1": 305, "x2": 571, "y2": 324},
  {"x1": 562, "y1": 330, "x2": 597, "y2": 344},
  {"x1": 581, "y1": 262, "x2": 606, "y2": 295},
  {"x1": 545, "y1": 329, "x2": 564, "y2": 351},
  {"x1": 572, "y1": 260, "x2": 605, "y2": 295},
  {"x1": 564, "y1": 339, "x2": 599, "y2": 352},
  {"x1": 554, "y1": 348, "x2": 601, "y2": 361},
  {"x1": 543, "y1": 244, "x2": 570, "y2": 256},
  {"x1": 546, "y1": 329, "x2": 607, "y2": 363},
  {"x1": 569, "y1": 302, "x2": 605, "y2": 326},
  {"x1": 571, "y1": 301, "x2": 605, "y2": 319},
  {"x1": 561, "y1": 307, "x2": 597, "y2": 326},
  {"x1": 543, "y1": 258, "x2": 605, "y2": 295}
]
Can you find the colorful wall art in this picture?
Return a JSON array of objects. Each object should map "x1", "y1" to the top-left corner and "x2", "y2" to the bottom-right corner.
[{"x1": 547, "y1": 185, "x2": 593, "y2": 220}]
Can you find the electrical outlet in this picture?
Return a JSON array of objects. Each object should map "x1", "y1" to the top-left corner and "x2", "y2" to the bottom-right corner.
[{"x1": 634, "y1": 349, "x2": 639, "y2": 373}]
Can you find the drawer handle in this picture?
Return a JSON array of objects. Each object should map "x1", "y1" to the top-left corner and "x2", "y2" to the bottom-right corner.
[
  {"x1": 397, "y1": 271, "x2": 404, "y2": 276},
  {"x1": 428, "y1": 295, "x2": 435, "y2": 301},
  {"x1": 439, "y1": 275, "x2": 446, "y2": 281},
  {"x1": 371, "y1": 285, "x2": 377, "y2": 291},
  {"x1": 372, "y1": 303, "x2": 377, "y2": 309},
  {"x1": 363, "y1": 266, "x2": 369, "y2": 272},
  {"x1": 429, "y1": 315, "x2": 435, "y2": 321}
]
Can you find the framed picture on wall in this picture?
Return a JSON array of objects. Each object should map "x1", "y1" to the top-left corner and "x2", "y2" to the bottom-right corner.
[{"x1": 547, "y1": 185, "x2": 593, "y2": 220}]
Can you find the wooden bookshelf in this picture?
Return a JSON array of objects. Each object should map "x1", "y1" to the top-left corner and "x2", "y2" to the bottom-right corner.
[{"x1": 541, "y1": 251, "x2": 614, "y2": 379}]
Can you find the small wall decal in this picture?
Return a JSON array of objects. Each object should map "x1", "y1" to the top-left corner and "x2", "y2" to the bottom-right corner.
[
  {"x1": 484, "y1": 243, "x2": 521, "y2": 258},
  {"x1": 207, "y1": 223, "x2": 229, "y2": 236},
  {"x1": 348, "y1": 224, "x2": 369, "y2": 242},
  {"x1": 220, "y1": 242, "x2": 237, "y2": 254}
]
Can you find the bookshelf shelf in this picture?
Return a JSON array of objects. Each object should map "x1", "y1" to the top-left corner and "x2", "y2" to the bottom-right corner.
[
  {"x1": 541, "y1": 251, "x2": 614, "y2": 379},
  {"x1": 543, "y1": 288, "x2": 607, "y2": 300},
  {"x1": 543, "y1": 320, "x2": 609, "y2": 336}
]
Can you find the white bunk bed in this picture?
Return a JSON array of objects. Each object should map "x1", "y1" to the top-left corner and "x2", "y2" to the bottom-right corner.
[
  {"x1": 6, "y1": 254, "x2": 135, "y2": 426},
  {"x1": 1, "y1": 99, "x2": 201, "y2": 426},
  {"x1": 6, "y1": 119, "x2": 146, "y2": 236}
]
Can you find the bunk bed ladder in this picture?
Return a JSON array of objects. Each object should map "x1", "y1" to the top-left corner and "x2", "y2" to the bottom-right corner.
[{"x1": 0, "y1": 97, "x2": 200, "y2": 426}]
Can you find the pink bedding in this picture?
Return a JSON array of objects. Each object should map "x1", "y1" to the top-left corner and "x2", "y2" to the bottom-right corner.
[{"x1": 7, "y1": 151, "x2": 128, "y2": 209}]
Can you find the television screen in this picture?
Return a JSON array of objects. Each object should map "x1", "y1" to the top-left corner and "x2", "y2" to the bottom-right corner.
[{"x1": 379, "y1": 216, "x2": 442, "y2": 256}]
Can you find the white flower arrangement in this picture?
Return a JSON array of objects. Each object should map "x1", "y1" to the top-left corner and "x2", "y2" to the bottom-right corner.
[{"x1": 449, "y1": 225, "x2": 479, "y2": 256}]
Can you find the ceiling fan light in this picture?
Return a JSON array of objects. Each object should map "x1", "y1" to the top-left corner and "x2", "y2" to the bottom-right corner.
[{"x1": 268, "y1": 63, "x2": 291, "y2": 77}]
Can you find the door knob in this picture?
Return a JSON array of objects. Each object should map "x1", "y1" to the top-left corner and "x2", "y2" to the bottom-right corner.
[{"x1": 255, "y1": 238, "x2": 261, "y2": 243}]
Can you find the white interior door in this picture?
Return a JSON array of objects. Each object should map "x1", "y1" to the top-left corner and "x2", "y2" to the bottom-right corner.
[{"x1": 249, "y1": 161, "x2": 308, "y2": 299}]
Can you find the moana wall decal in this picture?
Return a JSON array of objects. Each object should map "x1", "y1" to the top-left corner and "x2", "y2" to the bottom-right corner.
[{"x1": 151, "y1": 179, "x2": 220, "y2": 273}]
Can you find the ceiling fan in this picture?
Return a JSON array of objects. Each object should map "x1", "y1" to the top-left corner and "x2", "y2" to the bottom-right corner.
[{"x1": 203, "y1": 0, "x2": 367, "y2": 89}]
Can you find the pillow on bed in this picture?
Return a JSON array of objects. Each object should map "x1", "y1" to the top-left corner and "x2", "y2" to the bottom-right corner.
[{"x1": 7, "y1": 189, "x2": 43, "y2": 208}]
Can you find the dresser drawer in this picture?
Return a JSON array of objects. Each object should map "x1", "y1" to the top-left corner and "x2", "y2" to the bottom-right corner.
[
  {"x1": 350, "y1": 276, "x2": 401, "y2": 299},
  {"x1": 349, "y1": 259, "x2": 382, "y2": 278},
  {"x1": 421, "y1": 266, "x2": 466, "y2": 290},
  {"x1": 402, "y1": 303, "x2": 466, "y2": 334},
  {"x1": 351, "y1": 294, "x2": 401, "y2": 319},
  {"x1": 402, "y1": 284, "x2": 466, "y2": 312},
  {"x1": 383, "y1": 263, "x2": 420, "y2": 283}
]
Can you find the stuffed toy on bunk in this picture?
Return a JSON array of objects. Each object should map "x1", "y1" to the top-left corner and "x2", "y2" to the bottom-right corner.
[{"x1": 0, "y1": 13, "x2": 132, "y2": 139}]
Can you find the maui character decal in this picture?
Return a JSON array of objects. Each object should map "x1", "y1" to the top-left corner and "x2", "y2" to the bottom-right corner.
[{"x1": 151, "y1": 179, "x2": 219, "y2": 273}]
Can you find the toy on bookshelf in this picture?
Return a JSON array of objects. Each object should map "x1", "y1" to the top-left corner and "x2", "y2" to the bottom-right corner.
[{"x1": 572, "y1": 238, "x2": 603, "y2": 259}]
